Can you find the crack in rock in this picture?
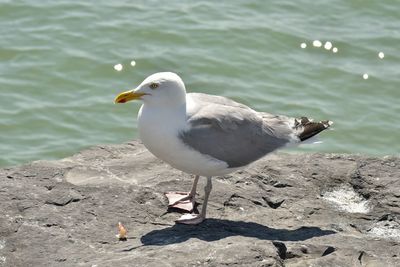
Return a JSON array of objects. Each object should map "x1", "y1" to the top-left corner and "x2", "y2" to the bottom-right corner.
[
  {"x1": 321, "y1": 246, "x2": 336, "y2": 256},
  {"x1": 272, "y1": 241, "x2": 287, "y2": 260},
  {"x1": 262, "y1": 196, "x2": 285, "y2": 209},
  {"x1": 358, "y1": 251, "x2": 365, "y2": 265}
]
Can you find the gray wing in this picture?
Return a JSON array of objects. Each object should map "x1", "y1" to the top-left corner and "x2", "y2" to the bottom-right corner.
[{"x1": 179, "y1": 93, "x2": 295, "y2": 168}]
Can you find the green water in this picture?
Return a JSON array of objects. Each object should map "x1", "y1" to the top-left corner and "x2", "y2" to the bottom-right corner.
[{"x1": 1, "y1": 1, "x2": 399, "y2": 167}]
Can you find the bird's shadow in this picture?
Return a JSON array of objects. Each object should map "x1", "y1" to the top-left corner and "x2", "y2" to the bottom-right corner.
[{"x1": 141, "y1": 218, "x2": 336, "y2": 246}]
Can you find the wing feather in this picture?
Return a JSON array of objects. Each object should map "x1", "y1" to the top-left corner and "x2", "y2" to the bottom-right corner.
[{"x1": 179, "y1": 93, "x2": 291, "y2": 168}]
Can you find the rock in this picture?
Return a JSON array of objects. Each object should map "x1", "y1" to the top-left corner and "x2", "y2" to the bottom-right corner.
[
  {"x1": 45, "y1": 188, "x2": 83, "y2": 206},
  {"x1": 0, "y1": 140, "x2": 399, "y2": 266}
]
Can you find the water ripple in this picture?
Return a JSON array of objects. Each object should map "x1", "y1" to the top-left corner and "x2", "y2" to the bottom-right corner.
[{"x1": 1, "y1": 0, "x2": 399, "y2": 166}]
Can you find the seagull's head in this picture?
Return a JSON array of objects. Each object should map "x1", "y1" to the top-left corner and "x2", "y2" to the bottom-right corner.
[{"x1": 114, "y1": 72, "x2": 187, "y2": 107}]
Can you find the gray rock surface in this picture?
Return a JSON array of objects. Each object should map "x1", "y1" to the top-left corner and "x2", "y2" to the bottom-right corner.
[{"x1": 0, "y1": 140, "x2": 399, "y2": 267}]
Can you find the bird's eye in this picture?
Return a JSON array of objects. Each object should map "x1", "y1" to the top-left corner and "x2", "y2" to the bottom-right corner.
[{"x1": 149, "y1": 83, "x2": 159, "y2": 89}]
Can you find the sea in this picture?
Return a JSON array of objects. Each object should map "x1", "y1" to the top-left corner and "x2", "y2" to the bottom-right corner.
[{"x1": 1, "y1": 0, "x2": 399, "y2": 167}]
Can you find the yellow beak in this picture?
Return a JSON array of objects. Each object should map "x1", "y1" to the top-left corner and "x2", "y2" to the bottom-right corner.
[{"x1": 114, "y1": 90, "x2": 146, "y2": 104}]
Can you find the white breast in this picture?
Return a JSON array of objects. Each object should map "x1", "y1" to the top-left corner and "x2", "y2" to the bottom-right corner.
[{"x1": 137, "y1": 104, "x2": 229, "y2": 176}]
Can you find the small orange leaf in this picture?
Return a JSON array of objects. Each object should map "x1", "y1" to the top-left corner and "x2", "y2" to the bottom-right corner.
[{"x1": 117, "y1": 222, "x2": 127, "y2": 240}]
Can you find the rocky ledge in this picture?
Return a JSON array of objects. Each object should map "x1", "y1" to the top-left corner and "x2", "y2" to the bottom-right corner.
[{"x1": 0, "y1": 140, "x2": 399, "y2": 267}]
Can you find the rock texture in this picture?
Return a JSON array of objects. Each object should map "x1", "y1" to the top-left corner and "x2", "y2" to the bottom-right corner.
[{"x1": 0, "y1": 140, "x2": 399, "y2": 267}]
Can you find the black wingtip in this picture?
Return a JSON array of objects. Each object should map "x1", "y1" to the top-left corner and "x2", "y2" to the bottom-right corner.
[{"x1": 296, "y1": 117, "x2": 332, "y2": 142}]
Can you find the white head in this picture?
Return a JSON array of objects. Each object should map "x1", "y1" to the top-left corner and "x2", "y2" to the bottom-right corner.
[{"x1": 115, "y1": 72, "x2": 187, "y2": 107}]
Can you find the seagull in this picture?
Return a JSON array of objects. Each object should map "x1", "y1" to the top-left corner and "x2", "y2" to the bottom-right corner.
[{"x1": 114, "y1": 72, "x2": 332, "y2": 225}]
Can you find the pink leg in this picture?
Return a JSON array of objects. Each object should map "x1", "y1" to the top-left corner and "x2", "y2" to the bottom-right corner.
[
  {"x1": 165, "y1": 175, "x2": 200, "y2": 212},
  {"x1": 176, "y1": 176, "x2": 212, "y2": 225}
]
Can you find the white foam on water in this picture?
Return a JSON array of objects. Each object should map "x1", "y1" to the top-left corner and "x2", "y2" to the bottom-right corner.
[
  {"x1": 323, "y1": 186, "x2": 371, "y2": 213},
  {"x1": 113, "y1": 63, "x2": 123, "y2": 71},
  {"x1": 313, "y1": 40, "x2": 322, "y2": 47},
  {"x1": 324, "y1": 41, "x2": 332, "y2": 50}
]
